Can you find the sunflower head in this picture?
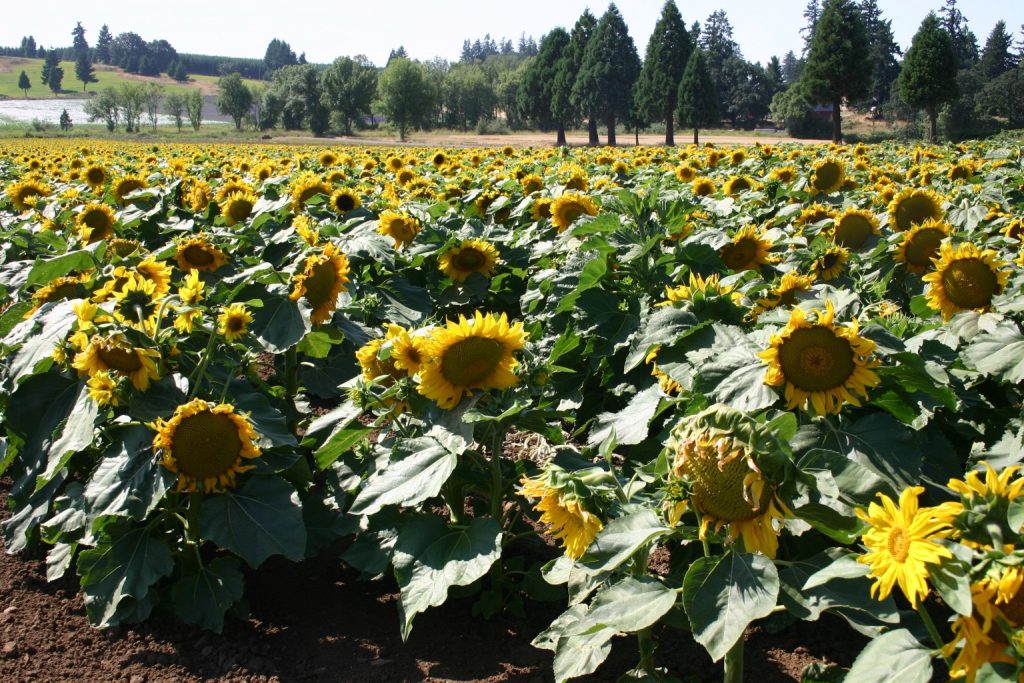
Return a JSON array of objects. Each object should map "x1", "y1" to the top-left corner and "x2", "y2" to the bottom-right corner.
[
  {"x1": 377, "y1": 210, "x2": 422, "y2": 249},
  {"x1": 519, "y1": 467, "x2": 605, "y2": 560},
  {"x1": 7, "y1": 178, "x2": 51, "y2": 212},
  {"x1": 153, "y1": 399, "x2": 261, "y2": 493},
  {"x1": 719, "y1": 225, "x2": 775, "y2": 272},
  {"x1": 795, "y1": 203, "x2": 836, "y2": 228},
  {"x1": 887, "y1": 187, "x2": 944, "y2": 232},
  {"x1": 176, "y1": 235, "x2": 228, "y2": 272},
  {"x1": 922, "y1": 242, "x2": 1010, "y2": 320},
  {"x1": 895, "y1": 218, "x2": 951, "y2": 273},
  {"x1": 692, "y1": 177, "x2": 716, "y2": 196},
  {"x1": 832, "y1": 208, "x2": 879, "y2": 250},
  {"x1": 812, "y1": 245, "x2": 849, "y2": 281},
  {"x1": 72, "y1": 333, "x2": 161, "y2": 391},
  {"x1": 218, "y1": 303, "x2": 253, "y2": 341},
  {"x1": 759, "y1": 300, "x2": 881, "y2": 415},
  {"x1": 809, "y1": 158, "x2": 845, "y2": 194},
  {"x1": 84, "y1": 164, "x2": 107, "y2": 190},
  {"x1": 112, "y1": 275, "x2": 161, "y2": 331},
  {"x1": 113, "y1": 175, "x2": 148, "y2": 205},
  {"x1": 219, "y1": 190, "x2": 258, "y2": 226},
  {"x1": 438, "y1": 238, "x2": 500, "y2": 282},
  {"x1": 752, "y1": 272, "x2": 816, "y2": 318},
  {"x1": 290, "y1": 243, "x2": 351, "y2": 325},
  {"x1": 329, "y1": 187, "x2": 361, "y2": 214},
  {"x1": 289, "y1": 172, "x2": 331, "y2": 212}
]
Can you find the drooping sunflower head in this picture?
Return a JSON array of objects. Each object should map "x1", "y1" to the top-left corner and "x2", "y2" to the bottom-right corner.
[
  {"x1": 108, "y1": 238, "x2": 141, "y2": 259},
  {"x1": 944, "y1": 575, "x2": 1024, "y2": 682},
  {"x1": 7, "y1": 178, "x2": 52, "y2": 212},
  {"x1": 692, "y1": 177, "x2": 717, "y2": 196},
  {"x1": 417, "y1": 311, "x2": 527, "y2": 409},
  {"x1": 72, "y1": 333, "x2": 161, "y2": 391},
  {"x1": 759, "y1": 300, "x2": 881, "y2": 415},
  {"x1": 219, "y1": 190, "x2": 258, "y2": 226},
  {"x1": 895, "y1": 218, "x2": 951, "y2": 274},
  {"x1": 153, "y1": 399, "x2": 261, "y2": 493},
  {"x1": 946, "y1": 462, "x2": 1024, "y2": 550},
  {"x1": 377, "y1": 210, "x2": 422, "y2": 249},
  {"x1": 719, "y1": 225, "x2": 775, "y2": 273},
  {"x1": 667, "y1": 405, "x2": 788, "y2": 558},
  {"x1": 795, "y1": 203, "x2": 837, "y2": 228},
  {"x1": 812, "y1": 245, "x2": 849, "y2": 281},
  {"x1": 112, "y1": 175, "x2": 148, "y2": 205},
  {"x1": 438, "y1": 238, "x2": 500, "y2": 282},
  {"x1": 289, "y1": 172, "x2": 331, "y2": 212},
  {"x1": 809, "y1": 158, "x2": 845, "y2": 194},
  {"x1": 922, "y1": 241, "x2": 1010, "y2": 320},
  {"x1": 76, "y1": 202, "x2": 117, "y2": 244},
  {"x1": 519, "y1": 468, "x2": 605, "y2": 560},
  {"x1": 176, "y1": 235, "x2": 228, "y2": 272},
  {"x1": 723, "y1": 175, "x2": 755, "y2": 196},
  {"x1": 27, "y1": 275, "x2": 89, "y2": 316},
  {"x1": 329, "y1": 187, "x2": 361, "y2": 215},
  {"x1": 832, "y1": 208, "x2": 880, "y2": 250},
  {"x1": 887, "y1": 187, "x2": 944, "y2": 232},
  {"x1": 290, "y1": 243, "x2": 351, "y2": 325}
]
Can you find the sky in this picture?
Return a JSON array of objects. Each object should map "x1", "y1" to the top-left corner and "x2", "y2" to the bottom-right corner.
[{"x1": 3, "y1": 1, "x2": 1023, "y2": 69}]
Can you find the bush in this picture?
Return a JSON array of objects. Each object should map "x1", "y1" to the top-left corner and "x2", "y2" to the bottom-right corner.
[
  {"x1": 30, "y1": 118, "x2": 54, "y2": 132},
  {"x1": 476, "y1": 118, "x2": 510, "y2": 135}
]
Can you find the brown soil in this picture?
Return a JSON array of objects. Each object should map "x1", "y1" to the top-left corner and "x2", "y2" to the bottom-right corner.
[{"x1": 0, "y1": 479, "x2": 866, "y2": 682}]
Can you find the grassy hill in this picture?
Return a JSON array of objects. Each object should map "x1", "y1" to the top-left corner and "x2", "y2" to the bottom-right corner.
[{"x1": 0, "y1": 56, "x2": 262, "y2": 99}]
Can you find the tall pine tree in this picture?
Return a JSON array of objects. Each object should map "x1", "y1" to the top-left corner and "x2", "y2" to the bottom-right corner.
[
  {"x1": 677, "y1": 49, "x2": 718, "y2": 144},
  {"x1": 636, "y1": 0, "x2": 693, "y2": 145},
  {"x1": 860, "y1": 0, "x2": 902, "y2": 108},
  {"x1": 799, "y1": 0, "x2": 870, "y2": 142},
  {"x1": 95, "y1": 25, "x2": 112, "y2": 64},
  {"x1": 18, "y1": 71, "x2": 30, "y2": 98},
  {"x1": 518, "y1": 28, "x2": 572, "y2": 145},
  {"x1": 572, "y1": 3, "x2": 641, "y2": 146},
  {"x1": 979, "y1": 21, "x2": 1017, "y2": 81},
  {"x1": 555, "y1": 10, "x2": 598, "y2": 144},
  {"x1": 899, "y1": 13, "x2": 958, "y2": 143},
  {"x1": 72, "y1": 22, "x2": 88, "y2": 54},
  {"x1": 75, "y1": 51, "x2": 97, "y2": 91},
  {"x1": 41, "y1": 50, "x2": 64, "y2": 94},
  {"x1": 938, "y1": 0, "x2": 979, "y2": 68}
]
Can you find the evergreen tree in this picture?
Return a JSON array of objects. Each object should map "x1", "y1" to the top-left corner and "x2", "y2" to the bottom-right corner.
[
  {"x1": 938, "y1": 0, "x2": 979, "y2": 67},
  {"x1": 782, "y1": 51, "x2": 803, "y2": 85},
  {"x1": 21, "y1": 36, "x2": 37, "y2": 58},
  {"x1": 860, "y1": 0, "x2": 902, "y2": 107},
  {"x1": 386, "y1": 46, "x2": 409, "y2": 66},
  {"x1": 636, "y1": 0, "x2": 693, "y2": 145},
  {"x1": 95, "y1": 25, "x2": 112, "y2": 64},
  {"x1": 801, "y1": 0, "x2": 821, "y2": 56},
  {"x1": 41, "y1": 50, "x2": 64, "y2": 94},
  {"x1": 263, "y1": 39, "x2": 297, "y2": 75},
  {"x1": 699, "y1": 9, "x2": 741, "y2": 117},
  {"x1": 677, "y1": 48, "x2": 718, "y2": 144},
  {"x1": 59, "y1": 109, "x2": 72, "y2": 131},
  {"x1": 217, "y1": 73, "x2": 253, "y2": 130},
  {"x1": 518, "y1": 28, "x2": 572, "y2": 145},
  {"x1": 556, "y1": 10, "x2": 598, "y2": 144},
  {"x1": 979, "y1": 21, "x2": 1017, "y2": 81},
  {"x1": 18, "y1": 70, "x2": 30, "y2": 98},
  {"x1": 72, "y1": 22, "x2": 88, "y2": 54},
  {"x1": 766, "y1": 56, "x2": 784, "y2": 94},
  {"x1": 75, "y1": 51, "x2": 96, "y2": 91},
  {"x1": 572, "y1": 3, "x2": 641, "y2": 146},
  {"x1": 798, "y1": 0, "x2": 871, "y2": 142},
  {"x1": 899, "y1": 13, "x2": 959, "y2": 142}
]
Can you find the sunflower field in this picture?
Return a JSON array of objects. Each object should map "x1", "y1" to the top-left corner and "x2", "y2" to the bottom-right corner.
[{"x1": 1, "y1": 138, "x2": 1024, "y2": 682}]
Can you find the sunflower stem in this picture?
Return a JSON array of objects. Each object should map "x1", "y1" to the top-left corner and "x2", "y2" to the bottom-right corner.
[
  {"x1": 917, "y1": 601, "x2": 953, "y2": 668},
  {"x1": 442, "y1": 482, "x2": 464, "y2": 526},
  {"x1": 722, "y1": 636, "x2": 744, "y2": 683},
  {"x1": 488, "y1": 426, "x2": 507, "y2": 604},
  {"x1": 184, "y1": 491, "x2": 204, "y2": 570},
  {"x1": 187, "y1": 326, "x2": 218, "y2": 399},
  {"x1": 284, "y1": 346, "x2": 299, "y2": 429}
]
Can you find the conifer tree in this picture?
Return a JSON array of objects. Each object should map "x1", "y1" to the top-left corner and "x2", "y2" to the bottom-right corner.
[
  {"x1": 95, "y1": 25, "x2": 112, "y2": 64},
  {"x1": 798, "y1": 0, "x2": 870, "y2": 142},
  {"x1": 979, "y1": 21, "x2": 1017, "y2": 81},
  {"x1": 677, "y1": 49, "x2": 718, "y2": 144},
  {"x1": 636, "y1": 0, "x2": 693, "y2": 145},
  {"x1": 18, "y1": 71, "x2": 30, "y2": 98},
  {"x1": 75, "y1": 51, "x2": 97, "y2": 91},
  {"x1": 555, "y1": 10, "x2": 598, "y2": 144},
  {"x1": 72, "y1": 22, "x2": 88, "y2": 54},
  {"x1": 899, "y1": 12, "x2": 958, "y2": 143},
  {"x1": 41, "y1": 50, "x2": 64, "y2": 94},
  {"x1": 518, "y1": 28, "x2": 572, "y2": 145},
  {"x1": 572, "y1": 3, "x2": 641, "y2": 146}
]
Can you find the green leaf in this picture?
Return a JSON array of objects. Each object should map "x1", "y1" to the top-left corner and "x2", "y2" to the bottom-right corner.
[
  {"x1": 296, "y1": 329, "x2": 345, "y2": 358},
  {"x1": 588, "y1": 385, "x2": 663, "y2": 447},
  {"x1": 802, "y1": 552, "x2": 868, "y2": 590},
  {"x1": 930, "y1": 553, "x2": 972, "y2": 617},
  {"x1": 348, "y1": 429, "x2": 464, "y2": 516},
  {"x1": 571, "y1": 576, "x2": 678, "y2": 635},
  {"x1": 25, "y1": 249, "x2": 95, "y2": 288},
  {"x1": 83, "y1": 426, "x2": 170, "y2": 524},
  {"x1": 248, "y1": 288, "x2": 309, "y2": 353},
  {"x1": 975, "y1": 662, "x2": 1020, "y2": 683},
  {"x1": 169, "y1": 557, "x2": 245, "y2": 633},
  {"x1": 579, "y1": 509, "x2": 672, "y2": 575},
  {"x1": 392, "y1": 515, "x2": 502, "y2": 639},
  {"x1": 624, "y1": 307, "x2": 701, "y2": 372},
  {"x1": 229, "y1": 382, "x2": 297, "y2": 448},
  {"x1": 693, "y1": 347, "x2": 778, "y2": 413},
  {"x1": 38, "y1": 382, "x2": 97, "y2": 490},
  {"x1": 962, "y1": 322, "x2": 1024, "y2": 383},
  {"x1": 682, "y1": 552, "x2": 780, "y2": 661},
  {"x1": 9, "y1": 301, "x2": 76, "y2": 383},
  {"x1": 77, "y1": 522, "x2": 175, "y2": 627},
  {"x1": 200, "y1": 476, "x2": 306, "y2": 568},
  {"x1": 844, "y1": 629, "x2": 932, "y2": 683},
  {"x1": 555, "y1": 256, "x2": 607, "y2": 314},
  {"x1": 553, "y1": 630, "x2": 614, "y2": 683},
  {"x1": 310, "y1": 400, "x2": 368, "y2": 469}
]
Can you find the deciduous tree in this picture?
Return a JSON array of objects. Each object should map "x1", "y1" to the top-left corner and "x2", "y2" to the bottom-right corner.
[
  {"x1": 320, "y1": 56, "x2": 378, "y2": 135},
  {"x1": 164, "y1": 92, "x2": 186, "y2": 132},
  {"x1": 217, "y1": 73, "x2": 253, "y2": 130},
  {"x1": 377, "y1": 58, "x2": 432, "y2": 141}
]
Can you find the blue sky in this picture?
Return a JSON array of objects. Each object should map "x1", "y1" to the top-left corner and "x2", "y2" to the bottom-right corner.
[{"x1": 3, "y1": 1, "x2": 1022, "y2": 68}]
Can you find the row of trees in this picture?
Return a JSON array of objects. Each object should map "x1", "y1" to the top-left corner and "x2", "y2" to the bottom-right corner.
[{"x1": 83, "y1": 82, "x2": 204, "y2": 133}]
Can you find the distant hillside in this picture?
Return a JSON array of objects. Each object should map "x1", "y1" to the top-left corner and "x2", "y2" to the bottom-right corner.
[{"x1": 0, "y1": 56, "x2": 261, "y2": 100}]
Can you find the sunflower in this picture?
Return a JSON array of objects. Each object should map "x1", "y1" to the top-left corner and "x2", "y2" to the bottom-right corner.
[
  {"x1": 356, "y1": 325, "x2": 406, "y2": 383},
  {"x1": 112, "y1": 175, "x2": 148, "y2": 204},
  {"x1": 895, "y1": 219, "x2": 951, "y2": 273},
  {"x1": 661, "y1": 273, "x2": 733, "y2": 306},
  {"x1": 329, "y1": 187, "x2": 361, "y2": 214},
  {"x1": 110, "y1": 275, "x2": 160, "y2": 330},
  {"x1": 831, "y1": 208, "x2": 880, "y2": 250},
  {"x1": 812, "y1": 246, "x2": 849, "y2": 281},
  {"x1": 27, "y1": 274, "x2": 87, "y2": 314},
  {"x1": 176, "y1": 236, "x2": 228, "y2": 272},
  {"x1": 675, "y1": 164, "x2": 697, "y2": 183},
  {"x1": 72, "y1": 334, "x2": 160, "y2": 391},
  {"x1": 290, "y1": 173, "x2": 331, "y2": 212},
  {"x1": 108, "y1": 238, "x2": 141, "y2": 258},
  {"x1": 84, "y1": 164, "x2": 107, "y2": 190},
  {"x1": 152, "y1": 399, "x2": 261, "y2": 493},
  {"x1": 887, "y1": 187, "x2": 944, "y2": 231},
  {"x1": 75, "y1": 202, "x2": 117, "y2": 244},
  {"x1": 438, "y1": 238, "x2": 500, "y2": 282},
  {"x1": 183, "y1": 179, "x2": 212, "y2": 212},
  {"x1": 723, "y1": 175, "x2": 755, "y2": 196},
  {"x1": 213, "y1": 178, "x2": 253, "y2": 203},
  {"x1": 809, "y1": 158, "x2": 845, "y2": 194},
  {"x1": 550, "y1": 193, "x2": 599, "y2": 233},
  {"x1": 519, "y1": 473, "x2": 604, "y2": 560},
  {"x1": 417, "y1": 311, "x2": 526, "y2": 409},
  {"x1": 795, "y1": 203, "x2": 836, "y2": 228},
  {"x1": 391, "y1": 326, "x2": 431, "y2": 376},
  {"x1": 950, "y1": 463, "x2": 1024, "y2": 504},
  {"x1": 86, "y1": 370, "x2": 120, "y2": 407},
  {"x1": 719, "y1": 225, "x2": 775, "y2": 272},
  {"x1": 219, "y1": 190, "x2": 258, "y2": 226},
  {"x1": 377, "y1": 210, "x2": 422, "y2": 249},
  {"x1": 947, "y1": 160, "x2": 976, "y2": 182},
  {"x1": 922, "y1": 242, "x2": 1010, "y2": 320},
  {"x1": 769, "y1": 166, "x2": 797, "y2": 183},
  {"x1": 6, "y1": 178, "x2": 51, "y2": 212},
  {"x1": 760, "y1": 301, "x2": 880, "y2": 415},
  {"x1": 431, "y1": 151, "x2": 447, "y2": 168},
  {"x1": 290, "y1": 243, "x2": 351, "y2": 325},
  {"x1": 218, "y1": 303, "x2": 253, "y2": 341},
  {"x1": 944, "y1": 577, "x2": 1023, "y2": 683},
  {"x1": 531, "y1": 198, "x2": 553, "y2": 220},
  {"x1": 855, "y1": 486, "x2": 955, "y2": 608},
  {"x1": 668, "y1": 406, "x2": 789, "y2": 558},
  {"x1": 520, "y1": 174, "x2": 544, "y2": 194},
  {"x1": 318, "y1": 151, "x2": 337, "y2": 167},
  {"x1": 752, "y1": 272, "x2": 816, "y2": 317},
  {"x1": 692, "y1": 177, "x2": 716, "y2": 196}
]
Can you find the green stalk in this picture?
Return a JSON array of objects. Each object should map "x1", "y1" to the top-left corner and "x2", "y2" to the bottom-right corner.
[
  {"x1": 723, "y1": 637, "x2": 744, "y2": 683},
  {"x1": 488, "y1": 426, "x2": 507, "y2": 604},
  {"x1": 184, "y1": 491, "x2": 204, "y2": 570},
  {"x1": 917, "y1": 602, "x2": 953, "y2": 668},
  {"x1": 283, "y1": 346, "x2": 299, "y2": 429},
  {"x1": 187, "y1": 326, "x2": 218, "y2": 399},
  {"x1": 442, "y1": 482, "x2": 464, "y2": 526}
]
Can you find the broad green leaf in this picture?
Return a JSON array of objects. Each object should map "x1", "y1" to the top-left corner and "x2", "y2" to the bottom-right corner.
[
  {"x1": 392, "y1": 515, "x2": 502, "y2": 640},
  {"x1": 572, "y1": 576, "x2": 678, "y2": 635},
  {"x1": 349, "y1": 430, "x2": 463, "y2": 515},
  {"x1": 38, "y1": 383, "x2": 97, "y2": 490},
  {"x1": 975, "y1": 662, "x2": 1021, "y2": 683},
  {"x1": 169, "y1": 557, "x2": 245, "y2": 633},
  {"x1": 624, "y1": 307, "x2": 701, "y2": 371},
  {"x1": 77, "y1": 523, "x2": 175, "y2": 627},
  {"x1": 579, "y1": 509, "x2": 672, "y2": 575},
  {"x1": 587, "y1": 385, "x2": 663, "y2": 447},
  {"x1": 553, "y1": 630, "x2": 614, "y2": 683},
  {"x1": 248, "y1": 288, "x2": 309, "y2": 353},
  {"x1": 682, "y1": 552, "x2": 780, "y2": 661},
  {"x1": 229, "y1": 381, "x2": 297, "y2": 448},
  {"x1": 46, "y1": 542, "x2": 76, "y2": 582},
  {"x1": 802, "y1": 552, "x2": 869, "y2": 590},
  {"x1": 83, "y1": 426, "x2": 170, "y2": 524},
  {"x1": 26, "y1": 249, "x2": 95, "y2": 288},
  {"x1": 555, "y1": 256, "x2": 607, "y2": 314},
  {"x1": 200, "y1": 476, "x2": 306, "y2": 568},
  {"x1": 963, "y1": 323, "x2": 1024, "y2": 384},
  {"x1": 296, "y1": 328, "x2": 345, "y2": 358},
  {"x1": 930, "y1": 553, "x2": 972, "y2": 617},
  {"x1": 844, "y1": 629, "x2": 932, "y2": 683},
  {"x1": 693, "y1": 347, "x2": 778, "y2": 412},
  {"x1": 9, "y1": 301, "x2": 76, "y2": 383}
]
